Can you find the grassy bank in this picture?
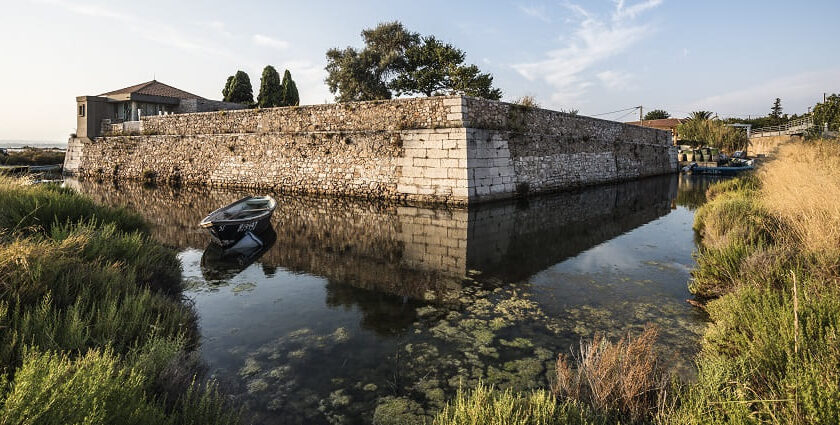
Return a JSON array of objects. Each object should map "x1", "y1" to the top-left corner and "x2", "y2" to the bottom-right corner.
[
  {"x1": 0, "y1": 148, "x2": 65, "y2": 166},
  {"x1": 430, "y1": 140, "x2": 840, "y2": 424},
  {"x1": 0, "y1": 177, "x2": 238, "y2": 424}
]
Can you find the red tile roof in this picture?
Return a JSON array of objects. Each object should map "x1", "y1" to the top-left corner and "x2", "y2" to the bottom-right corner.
[{"x1": 100, "y1": 80, "x2": 205, "y2": 100}]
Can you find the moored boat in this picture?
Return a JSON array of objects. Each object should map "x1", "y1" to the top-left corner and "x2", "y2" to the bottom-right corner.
[
  {"x1": 199, "y1": 196, "x2": 277, "y2": 247},
  {"x1": 683, "y1": 163, "x2": 754, "y2": 176}
]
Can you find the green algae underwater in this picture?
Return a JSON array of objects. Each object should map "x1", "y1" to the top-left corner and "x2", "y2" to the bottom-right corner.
[{"x1": 64, "y1": 173, "x2": 716, "y2": 424}]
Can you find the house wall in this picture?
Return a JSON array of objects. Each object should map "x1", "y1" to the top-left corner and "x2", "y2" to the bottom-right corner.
[
  {"x1": 75, "y1": 96, "x2": 110, "y2": 138},
  {"x1": 65, "y1": 95, "x2": 677, "y2": 204}
]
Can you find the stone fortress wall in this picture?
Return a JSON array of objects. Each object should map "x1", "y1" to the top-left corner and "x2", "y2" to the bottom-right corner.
[{"x1": 65, "y1": 95, "x2": 677, "y2": 204}]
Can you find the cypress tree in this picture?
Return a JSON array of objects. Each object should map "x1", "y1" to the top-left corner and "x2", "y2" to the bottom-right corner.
[
  {"x1": 228, "y1": 70, "x2": 254, "y2": 104},
  {"x1": 222, "y1": 75, "x2": 234, "y2": 101},
  {"x1": 280, "y1": 70, "x2": 300, "y2": 106},
  {"x1": 257, "y1": 66, "x2": 282, "y2": 108}
]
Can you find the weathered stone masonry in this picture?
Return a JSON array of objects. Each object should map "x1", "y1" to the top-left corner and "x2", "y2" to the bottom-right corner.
[{"x1": 65, "y1": 95, "x2": 677, "y2": 204}]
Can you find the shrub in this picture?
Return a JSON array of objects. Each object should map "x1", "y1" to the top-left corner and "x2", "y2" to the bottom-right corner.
[
  {"x1": 673, "y1": 282, "x2": 840, "y2": 424},
  {"x1": 553, "y1": 326, "x2": 663, "y2": 423},
  {"x1": 433, "y1": 383, "x2": 602, "y2": 425},
  {"x1": 1, "y1": 348, "x2": 167, "y2": 424},
  {"x1": 0, "y1": 178, "x2": 236, "y2": 424}
]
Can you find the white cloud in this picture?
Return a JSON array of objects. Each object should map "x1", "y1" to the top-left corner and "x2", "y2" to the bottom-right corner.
[
  {"x1": 597, "y1": 70, "x2": 633, "y2": 89},
  {"x1": 35, "y1": 0, "x2": 228, "y2": 56},
  {"x1": 519, "y1": 4, "x2": 551, "y2": 22},
  {"x1": 201, "y1": 20, "x2": 233, "y2": 38},
  {"x1": 253, "y1": 34, "x2": 290, "y2": 50},
  {"x1": 512, "y1": 0, "x2": 662, "y2": 105}
]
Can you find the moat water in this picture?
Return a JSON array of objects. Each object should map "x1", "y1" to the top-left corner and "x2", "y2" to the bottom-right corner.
[{"x1": 68, "y1": 174, "x2": 718, "y2": 425}]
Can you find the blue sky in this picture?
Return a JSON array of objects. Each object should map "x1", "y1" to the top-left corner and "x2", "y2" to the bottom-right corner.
[{"x1": 3, "y1": 0, "x2": 839, "y2": 142}]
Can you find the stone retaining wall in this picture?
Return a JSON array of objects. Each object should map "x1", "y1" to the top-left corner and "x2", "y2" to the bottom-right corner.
[{"x1": 66, "y1": 95, "x2": 676, "y2": 204}]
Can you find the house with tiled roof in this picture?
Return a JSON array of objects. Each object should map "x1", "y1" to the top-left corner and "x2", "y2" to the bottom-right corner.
[
  {"x1": 75, "y1": 80, "x2": 245, "y2": 139},
  {"x1": 626, "y1": 118, "x2": 686, "y2": 146}
]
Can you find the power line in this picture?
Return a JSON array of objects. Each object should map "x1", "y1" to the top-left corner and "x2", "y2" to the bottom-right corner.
[
  {"x1": 614, "y1": 109, "x2": 640, "y2": 122},
  {"x1": 590, "y1": 106, "x2": 639, "y2": 117}
]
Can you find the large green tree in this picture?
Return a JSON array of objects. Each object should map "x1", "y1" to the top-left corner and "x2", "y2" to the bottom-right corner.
[
  {"x1": 812, "y1": 94, "x2": 840, "y2": 133},
  {"x1": 643, "y1": 109, "x2": 670, "y2": 120},
  {"x1": 325, "y1": 22, "x2": 418, "y2": 102},
  {"x1": 325, "y1": 22, "x2": 501, "y2": 102},
  {"x1": 224, "y1": 70, "x2": 254, "y2": 104},
  {"x1": 257, "y1": 66, "x2": 282, "y2": 108},
  {"x1": 280, "y1": 69, "x2": 300, "y2": 106},
  {"x1": 391, "y1": 36, "x2": 501, "y2": 99}
]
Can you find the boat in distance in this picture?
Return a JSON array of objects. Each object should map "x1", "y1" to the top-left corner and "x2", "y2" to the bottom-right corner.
[
  {"x1": 199, "y1": 196, "x2": 277, "y2": 248},
  {"x1": 682, "y1": 163, "x2": 754, "y2": 176}
]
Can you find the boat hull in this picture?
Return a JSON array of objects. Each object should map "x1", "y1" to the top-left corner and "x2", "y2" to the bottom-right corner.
[
  {"x1": 686, "y1": 165, "x2": 754, "y2": 176},
  {"x1": 205, "y1": 212, "x2": 274, "y2": 248}
]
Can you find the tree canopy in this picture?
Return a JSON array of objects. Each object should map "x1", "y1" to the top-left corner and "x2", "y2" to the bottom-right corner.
[
  {"x1": 812, "y1": 93, "x2": 840, "y2": 133},
  {"x1": 325, "y1": 21, "x2": 502, "y2": 102},
  {"x1": 280, "y1": 69, "x2": 300, "y2": 106},
  {"x1": 222, "y1": 76, "x2": 234, "y2": 101},
  {"x1": 224, "y1": 70, "x2": 254, "y2": 104},
  {"x1": 643, "y1": 109, "x2": 670, "y2": 120},
  {"x1": 688, "y1": 111, "x2": 714, "y2": 121},
  {"x1": 257, "y1": 66, "x2": 282, "y2": 108}
]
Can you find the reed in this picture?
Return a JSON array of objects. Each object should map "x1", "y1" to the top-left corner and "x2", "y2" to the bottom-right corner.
[
  {"x1": 553, "y1": 326, "x2": 663, "y2": 424},
  {"x1": 759, "y1": 141, "x2": 840, "y2": 272}
]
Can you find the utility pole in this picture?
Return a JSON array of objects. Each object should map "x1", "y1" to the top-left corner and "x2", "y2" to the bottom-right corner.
[{"x1": 639, "y1": 105, "x2": 643, "y2": 124}]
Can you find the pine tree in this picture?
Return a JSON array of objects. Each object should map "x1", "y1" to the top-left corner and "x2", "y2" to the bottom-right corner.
[
  {"x1": 227, "y1": 70, "x2": 254, "y2": 105},
  {"x1": 769, "y1": 98, "x2": 783, "y2": 124},
  {"x1": 257, "y1": 66, "x2": 283, "y2": 108},
  {"x1": 280, "y1": 70, "x2": 300, "y2": 106},
  {"x1": 222, "y1": 76, "x2": 234, "y2": 101}
]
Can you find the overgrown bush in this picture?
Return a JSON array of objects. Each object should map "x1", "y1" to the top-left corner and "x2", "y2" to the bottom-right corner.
[{"x1": 0, "y1": 178, "x2": 238, "y2": 424}]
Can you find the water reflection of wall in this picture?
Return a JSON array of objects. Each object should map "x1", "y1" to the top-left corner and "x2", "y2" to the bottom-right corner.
[
  {"x1": 468, "y1": 175, "x2": 678, "y2": 281},
  {"x1": 66, "y1": 174, "x2": 677, "y2": 299}
]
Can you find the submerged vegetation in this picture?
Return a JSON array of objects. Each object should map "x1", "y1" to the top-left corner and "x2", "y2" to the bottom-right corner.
[
  {"x1": 0, "y1": 177, "x2": 238, "y2": 424},
  {"x1": 432, "y1": 140, "x2": 840, "y2": 424}
]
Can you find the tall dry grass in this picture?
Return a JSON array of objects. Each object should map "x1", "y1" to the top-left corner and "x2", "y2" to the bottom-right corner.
[
  {"x1": 759, "y1": 140, "x2": 840, "y2": 269},
  {"x1": 552, "y1": 326, "x2": 663, "y2": 423}
]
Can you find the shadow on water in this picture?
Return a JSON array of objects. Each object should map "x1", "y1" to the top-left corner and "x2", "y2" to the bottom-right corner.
[{"x1": 67, "y1": 174, "x2": 713, "y2": 425}]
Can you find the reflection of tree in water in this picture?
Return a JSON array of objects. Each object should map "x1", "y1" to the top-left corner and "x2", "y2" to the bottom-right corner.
[
  {"x1": 324, "y1": 280, "x2": 422, "y2": 336},
  {"x1": 676, "y1": 174, "x2": 727, "y2": 210}
]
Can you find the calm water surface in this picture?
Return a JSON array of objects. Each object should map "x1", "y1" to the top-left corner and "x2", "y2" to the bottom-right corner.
[{"x1": 69, "y1": 174, "x2": 718, "y2": 425}]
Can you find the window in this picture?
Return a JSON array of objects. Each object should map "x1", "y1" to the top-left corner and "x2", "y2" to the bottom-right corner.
[{"x1": 78, "y1": 104, "x2": 86, "y2": 117}]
